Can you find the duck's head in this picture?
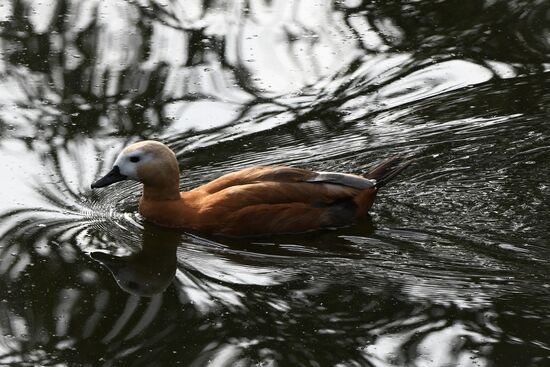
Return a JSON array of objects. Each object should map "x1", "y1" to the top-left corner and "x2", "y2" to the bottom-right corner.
[{"x1": 91, "y1": 141, "x2": 180, "y2": 198}]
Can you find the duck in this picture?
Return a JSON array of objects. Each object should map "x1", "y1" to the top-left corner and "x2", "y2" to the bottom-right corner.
[{"x1": 91, "y1": 140, "x2": 411, "y2": 237}]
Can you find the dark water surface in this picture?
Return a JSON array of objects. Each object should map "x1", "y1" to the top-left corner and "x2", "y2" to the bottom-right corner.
[{"x1": 1, "y1": 1, "x2": 549, "y2": 366}]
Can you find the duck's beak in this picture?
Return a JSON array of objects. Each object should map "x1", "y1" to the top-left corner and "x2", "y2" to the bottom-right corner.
[{"x1": 91, "y1": 166, "x2": 127, "y2": 189}]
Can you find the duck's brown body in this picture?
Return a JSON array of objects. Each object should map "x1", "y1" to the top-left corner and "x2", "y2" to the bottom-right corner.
[
  {"x1": 91, "y1": 141, "x2": 410, "y2": 237},
  {"x1": 139, "y1": 165, "x2": 400, "y2": 237}
]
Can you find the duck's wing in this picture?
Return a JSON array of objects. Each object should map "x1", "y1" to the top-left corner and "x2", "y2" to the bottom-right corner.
[
  {"x1": 305, "y1": 171, "x2": 375, "y2": 189},
  {"x1": 194, "y1": 177, "x2": 378, "y2": 235},
  {"x1": 188, "y1": 161, "x2": 409, "y2": 236},
  {"x1": 196, "y1": 166, "x2": 376, "y2": 194}
]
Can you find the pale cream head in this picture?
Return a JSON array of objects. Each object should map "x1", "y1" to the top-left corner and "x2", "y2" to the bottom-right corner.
[
  {"x1": 92, "y1": 140, "x2": 181, "y2": 200},
  {"x1": 114, "y1": 140, "x2": 180, "y2": 186}
]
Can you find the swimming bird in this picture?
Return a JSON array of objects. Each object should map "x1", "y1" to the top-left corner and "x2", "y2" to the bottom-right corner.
[{"x1": 91, "y1": 141, "x2": 411, "y2": 237}]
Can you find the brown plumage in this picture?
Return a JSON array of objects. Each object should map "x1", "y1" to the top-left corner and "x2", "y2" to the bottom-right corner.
[{"x1": 91, "y1": 141, "x2": 411, "y2": 237}]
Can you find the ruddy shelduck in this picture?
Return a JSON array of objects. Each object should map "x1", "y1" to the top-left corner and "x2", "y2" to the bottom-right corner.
[{"x1": 91, "y1": 141, "x2": 411, "y2": 237}]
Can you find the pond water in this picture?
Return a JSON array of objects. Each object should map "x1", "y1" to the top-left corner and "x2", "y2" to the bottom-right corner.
[{"x1": 0, "y1": 1, "x2": 549, "y2": 366}]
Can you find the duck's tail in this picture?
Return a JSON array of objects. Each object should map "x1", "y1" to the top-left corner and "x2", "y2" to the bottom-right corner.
[{"x1": 365, "y1": 156, "x2": 412, "y2": 189}]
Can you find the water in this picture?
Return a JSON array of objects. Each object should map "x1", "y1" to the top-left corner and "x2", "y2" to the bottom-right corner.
[{"x1": 0, "y1": 0, "x2": 549, "y2": 366}]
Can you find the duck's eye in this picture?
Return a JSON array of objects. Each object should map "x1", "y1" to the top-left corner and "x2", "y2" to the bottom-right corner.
[{"x1": 129, "y1": 156, "x2": 140, "y2": 163}]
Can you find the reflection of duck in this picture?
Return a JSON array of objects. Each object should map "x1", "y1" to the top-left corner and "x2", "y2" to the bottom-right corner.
[
  {"x1": 90, "y1": 226, "x2": 179, "y2": 296},
  {"x1": 91, "y1": 141, "x2": 410, "y2": 236}
]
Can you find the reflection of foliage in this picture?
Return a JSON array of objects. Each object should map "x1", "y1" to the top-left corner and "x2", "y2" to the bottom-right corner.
[
  {"x1": 0, "y1": 225, "x2": 501, "y2": 367},
  {"x1": 0, "y1": 0, "x2": 274, "y2": 139},
  {"x1": 0, "y1": 140, "x2": 128, "y2": 250},
  {"x1": 338, "y1": 0, "x2": 550, "y2": 67},
  {"x1": 1, "y1": 0, "x2": 549, "y2": 144}
]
